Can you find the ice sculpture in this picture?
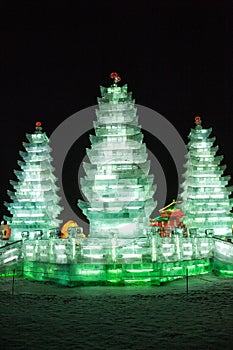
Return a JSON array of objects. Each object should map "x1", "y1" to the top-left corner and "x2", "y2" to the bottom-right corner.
[
  {"x1": 180, "y1": 116, "x2": 233, "y2": 236},
  {"x1": 4, "y1": 122, "x2": 63, "y2": 241},
  {"x1": 78, "y1": 73, "x2": 157, "y2": 246}
]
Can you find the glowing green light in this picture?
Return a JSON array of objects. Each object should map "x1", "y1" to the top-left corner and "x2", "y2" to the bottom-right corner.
[
  {"x1": 218, "y1": 269, "x2": 233, "y2": 275},
  {"x1": 79, "y1": 270, "x2": 102, "y2": 275},
  {"x1": 108, "y1": 269, "x2": 123, "y2": 274},
  {"x1": 126, "y1": 269, "x2": 154, "y2": 273},
  {"x1": 124, "y1": 278, "x2": 152, "y2": 284}
]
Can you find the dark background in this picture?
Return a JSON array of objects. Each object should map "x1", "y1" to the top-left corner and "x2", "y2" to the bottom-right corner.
[{"x1": 0, "y1": 0, "x2": 232, "y2": 220}]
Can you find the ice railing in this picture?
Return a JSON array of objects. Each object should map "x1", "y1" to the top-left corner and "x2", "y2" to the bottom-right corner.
[
  {"x1": 22, "y1": 234, "x2": 214, "y2": 265},
  {"x1": 213, "y1": 237, "x2": 233, "y2": 263},
  {"x1": 0, "y1": 240, "x2": 23, "y2": 267}
]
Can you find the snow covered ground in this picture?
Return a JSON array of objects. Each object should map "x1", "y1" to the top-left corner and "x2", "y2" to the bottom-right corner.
[{"x1": 0, "y1": 273, "x2": 233, "y2": 349}]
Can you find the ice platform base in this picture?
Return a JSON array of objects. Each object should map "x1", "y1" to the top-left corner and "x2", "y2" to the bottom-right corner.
[{"x1": 22, "y1": 259, "x2": 212, "y2": 287}]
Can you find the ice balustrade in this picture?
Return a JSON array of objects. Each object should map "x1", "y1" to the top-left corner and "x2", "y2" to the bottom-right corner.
[
  {"x1": 22, "y1": 233, "x2": 214, "y2": 265},
  {"x1": 0, "y1": 241, "x2": 22, "y2": 266},
  {"x1": 213, "y1": 238, "x2": 233, "y2": 264}
]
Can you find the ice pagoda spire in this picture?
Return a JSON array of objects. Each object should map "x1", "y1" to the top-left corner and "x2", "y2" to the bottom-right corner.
[
  {"x1": 4, "y1": 121, "x2": 63, "y2": 241},
  {"x1": 78, "y1": 73, "x2": 157, "y2": 247},
  {"x1": 179, "y1": 116, "x2": 233, "y2": 237}
]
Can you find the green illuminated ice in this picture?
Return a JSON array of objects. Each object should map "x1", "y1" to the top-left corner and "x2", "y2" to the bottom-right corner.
[
  {"x1": 78, "y1": 78, "x2": 157, "y2": 246},
  {"x1": 4, "y1": 123, "x2": 63, "y2": 240},
  {"x1": 180, "y1": 117, "x2": 233, "y2": 236}
]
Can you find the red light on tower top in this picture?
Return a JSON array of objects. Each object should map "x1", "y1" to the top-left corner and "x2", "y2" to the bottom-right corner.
[
  {"x1": 110, "y1": 72, "x2": 121, "y2": 85},
  {"x1": 35, "y1": 121, "x2": 42, "y2": 134},
  {"x1": 110, "y1": 72, "x2": 118, "y2": 79},
  {"x1": 195, "y1": 115, "x2": 202, "y2": 129}
]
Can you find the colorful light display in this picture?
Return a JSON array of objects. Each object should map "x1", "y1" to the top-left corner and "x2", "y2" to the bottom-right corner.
[{"x1": 1, "y1": 81, "x2": 233, "y2": 286}]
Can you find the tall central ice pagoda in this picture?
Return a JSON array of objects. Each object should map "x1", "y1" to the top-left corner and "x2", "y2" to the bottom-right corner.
[{"x1": 78, "y1": 73, "x2": 157, "y2": 247}]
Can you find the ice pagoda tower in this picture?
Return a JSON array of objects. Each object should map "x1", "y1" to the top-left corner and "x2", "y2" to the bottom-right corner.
[
  {"x1": 78, "y1": 73, "x2": 157, "y2": 247},
  {"x1": 4, "y1": 122, "x2": 63, "y2": 241},
  {"x1": 180, "y1": 116, "x2": 233, "y2": 237}
]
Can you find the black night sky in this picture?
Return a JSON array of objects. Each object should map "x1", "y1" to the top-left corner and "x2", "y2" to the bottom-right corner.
[{"x1": 0, "y1": 1, "x2": 233, "y2": 220}]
